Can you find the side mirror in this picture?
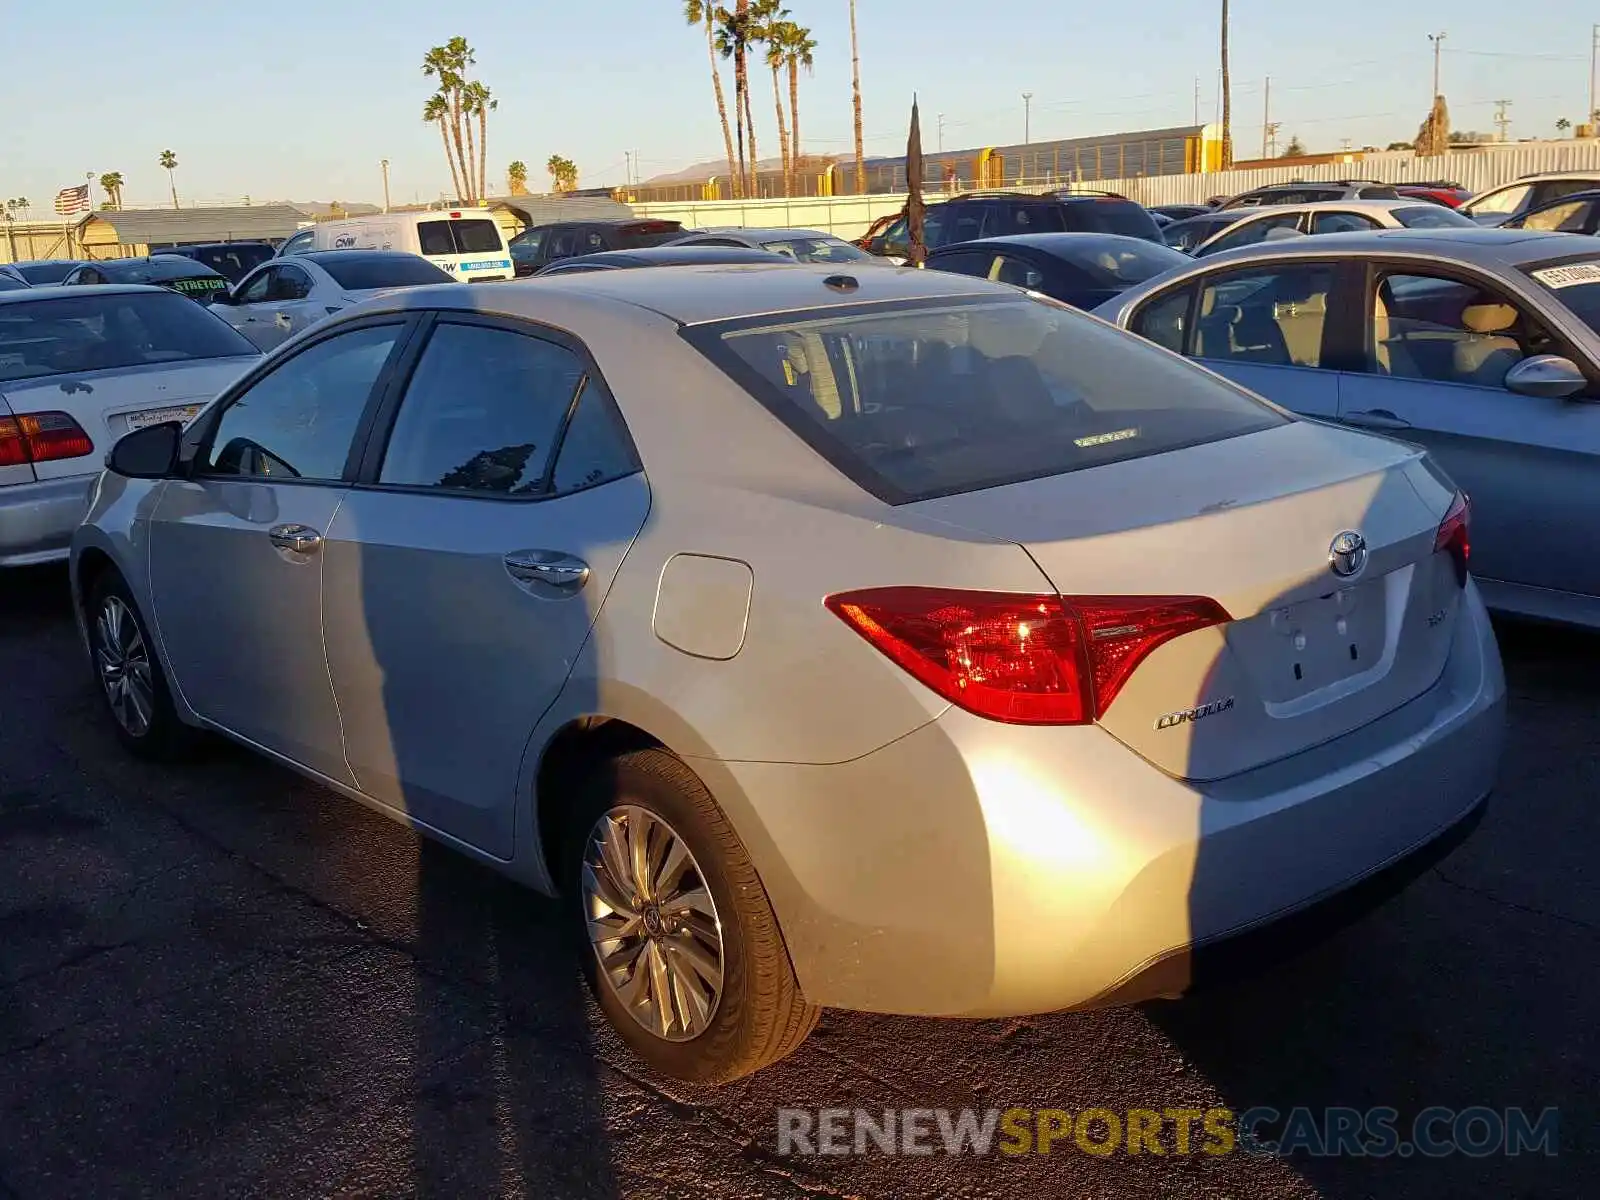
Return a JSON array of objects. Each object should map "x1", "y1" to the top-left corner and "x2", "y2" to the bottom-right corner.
[
  {"x1": 210, "y1": 288, "x2": 234, "y2": 305},
  {"x1": 106, "y1": 422, "x2": 182, "y2": 479},
  {"x1": 1504, "y1": 354, "x2": 1588, "y2": 400}
]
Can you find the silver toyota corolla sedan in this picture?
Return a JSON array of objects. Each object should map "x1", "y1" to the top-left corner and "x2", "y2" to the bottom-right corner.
[
  {"x1": 70, "y1": 264, "x2": 1506, "y2": 1083},
  {"x1": 1096, "y1": 227, "x2": 1600, "y2": 629}
]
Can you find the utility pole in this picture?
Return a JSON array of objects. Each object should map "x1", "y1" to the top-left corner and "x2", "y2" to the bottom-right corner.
[
  {"x1": 1194, "y1": 76, "x2": 1201, "y2": 126},
  {"x1": 937, "y1": 113, "x2": 946, "y2": 152},
  {"x1": 1590, "y1": 24, "x2": 1598, "y2": 126},
  {"x1": 380, "y1": 159, "x2": 391, "y2": 213},
  {"x1": 624, "y1": 151, "x2": 633, "y2": 187},
  {"x1": 1493, "y1": 99, "x2": 1513, "y2": 142},
  {"x1": 1261, "y1": 76, "x2": 1271, "y2": 158},
  {"x1": 1429, "y1": 31, "x2": 1447, "y2": 99},
  {"x1": 1023, "y1": 93, "x2": 1033, "y2": 144}
]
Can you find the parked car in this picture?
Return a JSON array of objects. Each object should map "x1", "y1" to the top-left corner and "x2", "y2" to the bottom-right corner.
[
  {"x1": 1097, "y1": 227, "x2": 1600, "y2": 628},
  {"x1": 73, "y1": 263, "x2": 1502, "y2": 1084},
  {"x1": 1220, "y1": 180, "x2": 1400, "y2": 209},
  {"x1": 863, "y1": 190, "x2": 1166, "y2": 260},
  {"x1": 534, "y1": 246, "x2": 795, "y2": 275},
  {"x1": 0, "y1": 259, "x2": 82, "y2": 287},
  {"x1": 313, "y1": 209, "x2": 514, "y2": 282},
  {"x1": 1161, "y1": 210, "x2": 1249, "y2": 253},
  {"x1": 1501, "y1": 189, "x2": 1600, "y2": 235},
  {"x1": 276, "y1": 229, "x2": 316, "y2": 257},
  {"x1": 668, "y1": 227, "x2": 887, "y2": 265},
  {"x1": 925, "y1": 233, "x2": 1190, "y2": 308},
  {"x1": 156, "y1": 242, "x2": 276, "y2": 284},
  {"x1": 1396, "y1": 182, "x2": 1472, "y2": 208},
  {"x1": 1151, "y1": 204, "x2": 1213, "y2": 222},
  {"x1": 1191, "y1": 199, "x2": 1475, "y2": 258},
  {"x1": 61, "y1": 256, "x2": 232, "y2": 305},
  {"x1": 211, "y1": 250, "x2": 454, "y2": 350},
  {"x1": 1460, "y1": 172, "x2": 1600, "y2": 227},
  {"x1": 0, "y1": 275, "x2": 30, "y2": 293},
  {"x1": 0, "y1": 285, "x2": 258, "y2": 566},
  {"x1": 509, "y1": 218, "x2": 686, "y2": 276},
  {"x1": 852, "y1": 212, "x2": 903, "y2": 256}
]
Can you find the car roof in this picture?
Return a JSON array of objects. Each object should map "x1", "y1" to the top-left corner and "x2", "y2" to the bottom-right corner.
[
  {"x1": 299, "y1": 249, "x2": 423, "y2": 266},
  {"x1": 1235, "y1": 199, "x2": 1432, "y2": 213},
  {"x1": 1515, "y1": 170, "x2": 1600, "y2": 181},
  {"x1": 930, "y1": 231, "x2": 1170, "y2": 254},
  {"x1": 366, "y1": 261, "x2": 1002, "y2": 326},
  {"x1": 688, "y1": 227, "x2": 833, "y2": 240},
  {"x1": 3, "y1": 258, "x2": 82, "y2": 268},
  {"x1": 1177, "y1": 226, "x2": 1592, "y2": 269},
  {"x1": 551, "y1": 246, "x2": 793, "y2": 268},
  {"x1": 0, "y1": 283, "x2": 174, "y2": 305},
  {"x1": 168, "y1": 241, "x2": 274, "y2": 251}
]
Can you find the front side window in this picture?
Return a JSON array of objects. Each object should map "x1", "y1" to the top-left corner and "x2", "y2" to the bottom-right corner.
[
  {"x1": 1311, "y1": 211, "x2": 1380, "y2": 235},
  {"x1": 377, "y1": 322, "x2": 585, "y2": 495},
  {"x1": 1518, "y1": 200, "x2": 1593, "y2": 233},
  {"x1": 280, "y1": 231, "x2": 314, "y2": 256},
  {"x1": 202, "y1": 324, "x2": 402, "y2": 480},
  {"x1": 695, "y1": 297, "x2": 1285, "y2": 503},
  {"x1": 1531, "y1": 180, "x2": 1599, "y2": 209},
  {"x1": 272, "y1": 267, "x2": 312, "y2": 301},
  {"x1": 1370, "y1": 272, "x2": 1555, "y2": 388},
  {"x1": 1131, "y1": 286, "x2": 1194, "y2": 353},
  {"x1": 237, "y1": 268, "x2": 275, "y2": 304},
  {"x1": 991, "y1": 255, "x2": 1046, "y2": 290},
  {"x1": 1194, "y1": 264, "x2": 1335, "y2": 368},
  {"x1": 928, "y1": 250, "x2": 995, "y2": 278},
  {"x1": 1199, "y1": 213, "x2": 1302, "y2": 256},
  {"x1": 1465, "y1": 184, "x2": 1530, "y2": 217}
]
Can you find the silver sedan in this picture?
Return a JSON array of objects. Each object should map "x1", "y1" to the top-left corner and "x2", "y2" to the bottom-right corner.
[
  {"x1": 1097, "y1": 227, "x2": 1600, "y2": 629},
  {"x1": 71, "y1": 263, "x2": 1504, "y2": 1083},
  {"x1": 210, "y1": 249, "x2": 453, "y2": 350}
]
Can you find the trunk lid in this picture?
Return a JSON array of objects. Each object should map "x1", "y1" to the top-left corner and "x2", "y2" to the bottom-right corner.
[
  {"x1": 0, "y1": 356, "x2": 256, "y2": 480},
  {"x1": 910, "y1": 421, "x2": 1461, "y2": 780}
]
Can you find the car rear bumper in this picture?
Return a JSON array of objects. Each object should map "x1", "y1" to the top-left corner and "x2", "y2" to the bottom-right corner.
[
  {"x1": 0, "y1": 473, "x2": 96, "y2": 567},
  {"x1": 700, "y1": 579, "x2": 1506, "y2": 1018}
]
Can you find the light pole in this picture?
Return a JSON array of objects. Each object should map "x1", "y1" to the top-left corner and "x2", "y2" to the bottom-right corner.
[
  {"x1": 937, "y1": 113, "x2": 945, "y2": 152},
  {"x1": 1429, "y1": 30, "x2": 1447, "y2": 99},
  {"x1": 1022, "y1": 93, "x2": 1033, "y2": 144},
  {"x1": 380, "y1": 159, "x2": 391, "y2": 213}
]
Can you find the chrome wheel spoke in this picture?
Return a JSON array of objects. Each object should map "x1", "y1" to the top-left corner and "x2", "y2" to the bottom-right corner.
[
  {"x1": 664, "y1": 931, "x2": 723, "y2": 994},
  {"x1": 582, "y1": 860, "x2": 638, "y2": 921},
  {"x1": 645, "y1": 942, "x2": 674, "y2": 1037},
  {"x1": 652, "y1": 835, "x2": 692, "y2": 899},
  {"x1": 662, "y1": 885, "x2": 716, "y2": 921}
]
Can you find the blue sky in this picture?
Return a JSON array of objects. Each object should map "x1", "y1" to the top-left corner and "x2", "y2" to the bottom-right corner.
[{"x1": 0, "y1": 1, "x2": 1591, "y2": 208}]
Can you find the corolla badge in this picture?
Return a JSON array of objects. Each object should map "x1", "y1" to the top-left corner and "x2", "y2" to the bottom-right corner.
[
  {"x1": 1155, "y1": 696, "x2": 1235, "y2": 731},
  {"x1": 1328, "y1": 530, "x2": 1368, "y2": 579}
]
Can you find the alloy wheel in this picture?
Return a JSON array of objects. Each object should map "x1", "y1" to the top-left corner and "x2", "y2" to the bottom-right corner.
[
  {"x1": 94, "y1": 595, "x2": 154, "y2": 738},
  {"x1": 581, "y1": 804, "x2": 725, "y2": 1042}
]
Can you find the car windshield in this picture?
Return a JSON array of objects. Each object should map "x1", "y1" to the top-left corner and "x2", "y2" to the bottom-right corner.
[
  {"x1": 1051, "y1": 239, "x2": 1191, "y2": 286},
  {"x1": 188, "y1": 244, "x2": 275, "y2": 281},
  {"x1": 1525, "y1": 257, "x2": 1600, "y2": 336},
  {"x1": 760, "y1": 237, "x2": 870, "y2": 263},
  {"x1": 1465, "y1": 185, "x2": 1530, "y2": 216},
  {"x1": 319, "y1": 255, "x2": 453, "y2": 289},
  {"x1": 0, "y1": 276, "x2": 29, "y2": 292},
  {"x1": 417, "y1": 218, "x2": 504, "y2": 254},
  {"x1": 1391, "y1": 205, "x2": 1475, "y2": 229},
  {"x1": 1061, "y1": 201, "x2": 1161, "y2": 239},
  {"x1": 0, "y1": 290, "x2": 256, "y2": 382},
  {"x1": 104, "y1": 258, "x2": 227, "y2": 285},
  {"x1": 14, "y1": 262, "x2": 77, "y2": 285},
  {"x1": 695, "y1": 296, "x2": 1285, "y2": 503}
]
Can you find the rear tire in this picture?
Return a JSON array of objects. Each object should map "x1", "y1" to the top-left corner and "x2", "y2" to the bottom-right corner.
[
  {"x1": 86, "y1": 571, "x2": 196, "y2": 760},
  {"x1": 564, "y1": 748, "x2": 819, "y2": 1084}
]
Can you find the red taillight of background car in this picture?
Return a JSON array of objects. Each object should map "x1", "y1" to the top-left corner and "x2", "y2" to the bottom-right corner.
[
  {"x1": 824, "y1": 587, "x2": 1230, "y2": 725},
  {"x1": 0, "y1": 412, "x2": 94, "y2": 467},
  {"x1": 1434, "y1": 491, "x2": 1471, "y2": 587}
]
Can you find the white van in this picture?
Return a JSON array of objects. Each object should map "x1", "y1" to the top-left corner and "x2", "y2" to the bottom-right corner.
[{"x1": 311, "y1": 208, "x2": 513, "y2": 282}]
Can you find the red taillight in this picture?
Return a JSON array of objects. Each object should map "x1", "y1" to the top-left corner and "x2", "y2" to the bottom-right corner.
[
  {"x1": 0, "y1": 412, "x2": 94, "y2": 467},
  {"x1": 824, "y1": 587, "x2": 1230, "y2": 725},
  {"x1": 1434, "y1": 491, "x2": 1470, "y2": 586}
]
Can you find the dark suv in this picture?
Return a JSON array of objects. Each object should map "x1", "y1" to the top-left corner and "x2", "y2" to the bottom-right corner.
[
  {"x1": 509, "y1": 219, "x2": 686, "y2": 276},
  {"x1": 1219, "y1": 180, "x2": 1399, "y2": 209},
  {"x1": 153, "y1": 242, "x2": 276, "y2": 283},
  {"x1": 863, "y1": 191, "x2": 1164, "y2": 259}
]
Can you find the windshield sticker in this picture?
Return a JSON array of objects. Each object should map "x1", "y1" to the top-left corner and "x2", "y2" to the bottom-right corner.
[
  {"x1": 1531, "y1": 262, "x2": 1600, "y2": 289},
  {"x1": 1075, "y1": 427, "x2": 1139, "y2": 448}
]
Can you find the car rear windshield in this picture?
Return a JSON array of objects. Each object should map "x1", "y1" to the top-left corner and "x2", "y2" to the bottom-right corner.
[
  {"x1": 1051, "y1": 239, "x2": 1192, "y2": 287},
  {"x1": 105, "y1": 258, "x2": 227, "y2": 285},
  {"x1": 1060, "y1": 200, "x2": 1161, "y2": 239},
  {"x1": 615, "y1": 221, "x2": 687, "y2": 249},
  {"x1": 319, "y1": 255, "x2": 453, "y2": 290},
  {"x1": 190, "y1": 244, "x2": 275, "y2": 280},
  {"x1": 1392, "y1": 205, "x2": 1475, "y2": 229},
  {"x1": 0, "y1": 290, "x2": 256, "y2": 383},
  {"x1": 0, "y1": 276, "x2": 29, "y2": 292},
  {"x1": 417, "y1": 218, "x2": 504, "y2": 255},
  {"x1": 1526, "y1": 257, "x2": 1600, "y2": 336},
  {"x1": 693, "y1": 296, "x2": 1285, "y2": 503},
  {"x1": 14, "y1": 262, "x2": 77, "y2": 285},
  {"x1": 759, "y1": 237, "x2": 870, "y2": 263}
]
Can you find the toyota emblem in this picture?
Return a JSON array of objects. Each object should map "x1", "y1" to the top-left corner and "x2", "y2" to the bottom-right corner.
[{"x1": 1328, "y1": 530, "x2": 1368, "y2": 578}]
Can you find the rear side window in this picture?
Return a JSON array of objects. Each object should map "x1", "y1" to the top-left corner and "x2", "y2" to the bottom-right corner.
[
  {"x1": 693, "y1": 297, "x2": 1284, "y2": 503},
  {"x1": 614, "y1": 221, "x2": 685, "y2": 249},
  {"x1": 1392, "y1": 205, "x2": 1475, "y2": 230}
]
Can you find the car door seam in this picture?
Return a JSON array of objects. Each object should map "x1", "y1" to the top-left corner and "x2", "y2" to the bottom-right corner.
[{"x1": 319, "y1": 488, "x2": 360, "y2": 789}]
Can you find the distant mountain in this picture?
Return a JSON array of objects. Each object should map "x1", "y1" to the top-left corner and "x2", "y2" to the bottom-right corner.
[{"x1": 274, "y1": 200, "x2": 382, "y2": 218}]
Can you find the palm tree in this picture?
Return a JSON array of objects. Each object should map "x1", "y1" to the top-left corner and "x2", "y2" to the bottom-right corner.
[
  {"x1": 423, "y1": 37, "x2": 480, "y2": 204},
  {"x1": 463, "y1": 81, "x2": 496, "y2": 202},
  {"x1": 158, "y1": 150, "x2": 179, "y2": 209},
  {"x1": 780, "y1": 22, "x2": 815, "y2": 191},
  {"x1": 762, "y1": 12, "x2": 793, "y2": 195},
  {"x1": 508, "y1": 160, "x2": 529, "y2": 194},
  {"x1": 849, "y1": 0, "x2": 865, "y2": 194},
  {"x1": 1557, "y1": 117, "x2": 1573, "y2": 136},
  {"x1": 547, "y1": 155, "x2": 579, "y2": 192},
  {"x1": 686, "y1": 0, "x2": 740, "y2": 198},
  {"x1": 423, "y1": 94, "x2": 466, "y2": 204},
  {"x1": 98, "y1": 171, "x2": 125, "y2": 210},
  {"x1": 1219, "y1": 0, "x2": 1232, "y2": 168},
  {"x1": 716, "y1": 1, "x2": 763, "y2": 196}
]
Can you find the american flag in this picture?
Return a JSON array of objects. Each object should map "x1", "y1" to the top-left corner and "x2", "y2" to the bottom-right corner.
[{"x1": 53, "y1": 183, "x2": 90, "y2": 216}]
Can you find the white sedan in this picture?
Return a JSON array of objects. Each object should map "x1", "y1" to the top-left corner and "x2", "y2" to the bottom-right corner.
[
  {"x1": 1192, "y1": 199, "x2": 1475, "y2": 257},
  {"x1": 210, "y1": 250, "x2": 454, "y2": 350}
]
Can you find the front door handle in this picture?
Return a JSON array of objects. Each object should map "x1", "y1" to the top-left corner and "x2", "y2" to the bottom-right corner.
[
  {"x1": 504, "y1": 549, "x2": 590, "y2": 596},
  {"x1": 268, "y1": 523, "x2": 322, "y2": 553},
  {"x1": 1342, "y1": 408, "x2": 1413, "y2": 431}
]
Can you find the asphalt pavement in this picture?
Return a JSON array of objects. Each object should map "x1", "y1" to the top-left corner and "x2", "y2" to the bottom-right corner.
[{"x1": 0, "y1": 563, "x2": 1594, "y2": 1199}]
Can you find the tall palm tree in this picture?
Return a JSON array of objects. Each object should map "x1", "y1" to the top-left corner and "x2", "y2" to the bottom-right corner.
[
  {"x1": 423, "y1": 93, "x2": 466, "y2": 205},
  {"x1": 716, "y1": 2, "x2": 761, "y2": 196},
  {"x1": 423, "y1": 38, "x2": 477, "y2": 204},
  {"x1": 98, "y1": 171, "x2": 125, "y2": 210},
  {"x1": 1219, "y1": 0, "x2": 1232, "y2": 168},
  {"x1": 781, "y1": 22, "x2": 815, "y2": 190},
  {"x1": 686, "y1": 0, "x2": 740, "y2": 198},
  {"x1": 508, "y1": 160, "x2": 529, "y2": 194},
  {"x1": 762, "y1": 12, "x2": 793, "y2": 195},
  {"x1": 849, "y1": 0, "x2": 865, "y2": 194},
  {"x1": 158, "y1": 150, "x2": 179, "y2": 209},
  {"x1": 464, "y1": 81, "x2": 496, "y2": 202}
]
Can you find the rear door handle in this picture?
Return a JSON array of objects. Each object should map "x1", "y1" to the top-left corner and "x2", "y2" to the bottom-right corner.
[
  {"x1": 1342, "y1": 408, "x2": 1413, "y2": 431},
  {"x1": 268, "y1": 523, "x2": 322, "y2": 553},
  {"x1": 504, "y1": 549, "x2": 590, "y2": 597}
]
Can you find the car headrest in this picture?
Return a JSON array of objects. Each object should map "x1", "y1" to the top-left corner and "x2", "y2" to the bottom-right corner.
[{"x1": 1461, "y1": 303, "x2": 1517, "y2": 334}]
